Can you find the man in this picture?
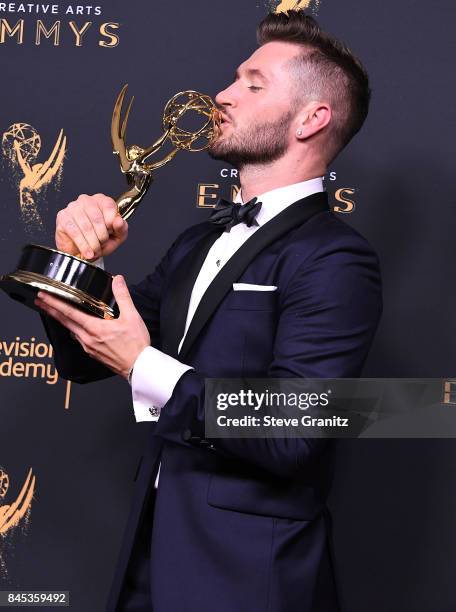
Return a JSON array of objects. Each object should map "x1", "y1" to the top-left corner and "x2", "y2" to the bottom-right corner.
[{"x1": 37, "y1": 11, "x2": 382, "y2": 612}]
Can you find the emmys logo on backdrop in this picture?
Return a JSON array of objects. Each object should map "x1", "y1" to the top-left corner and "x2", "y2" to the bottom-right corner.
[
  {"x1": 197, "y1": 169, "x2": 357, "y2": 214},
  {"x1": 0, "y1": 4, "x2": 120, "y2": 47},
  {"x1": 1, "y1": 126, "x2": 74, "y2": 409},
  {"x1": 271, "y1": 0, "x2": 321, "y2": 14},
  {"x1": 0, "y1": 466, "x2": 36, "y2": 579},
  {"x1": 2, "y1": 123, "x2": 66, "y2": 232},
  {"x1": 0, "y1": 335, "x2": 74, "y2": 410},
  {"x1": 0, "y1": 336, "x2": 58, "y2": 385}
]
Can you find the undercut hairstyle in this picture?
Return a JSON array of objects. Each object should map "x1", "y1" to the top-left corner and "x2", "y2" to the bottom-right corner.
[{"x1": 257, "y1": 11, "x2": 371, "y2": 163}]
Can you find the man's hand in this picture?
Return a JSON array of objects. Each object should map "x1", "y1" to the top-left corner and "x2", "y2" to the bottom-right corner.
[
  {"x1": 34, "y1": 275, "x2": 150, "y2": 379},
  {"x1": 55, "y1": 193, "x2": 128, "y2": 260}
]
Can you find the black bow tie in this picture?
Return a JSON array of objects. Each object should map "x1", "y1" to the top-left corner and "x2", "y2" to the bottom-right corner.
[{"x1": 209, "y1": 197, "x2": 262, "y2": 228}]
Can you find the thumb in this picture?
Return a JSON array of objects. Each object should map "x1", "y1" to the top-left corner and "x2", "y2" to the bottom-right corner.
[{"x1": 112, "y1": 275, "x2": 134, "y2": 315}]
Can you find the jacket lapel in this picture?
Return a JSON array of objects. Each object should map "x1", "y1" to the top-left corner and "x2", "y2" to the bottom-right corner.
[
  {"x1": 160, "y1": 226, "x2": 223, "y2": 358},
  {"x1": 178, "y1": 191, "x2": 329, "y2": 361}
]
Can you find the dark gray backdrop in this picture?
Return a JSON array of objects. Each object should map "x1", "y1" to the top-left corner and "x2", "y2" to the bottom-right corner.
[{"x1": 0, "y1": 1, "x2": 455, "y2": 610}]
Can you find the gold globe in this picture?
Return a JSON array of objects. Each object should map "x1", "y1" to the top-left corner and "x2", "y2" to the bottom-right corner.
[
  {"x1": 2, "y1": 123, "x2": 41, "y2": 165},
  {"x1": 0, "y1": 468, "x2": 9, "y2": 499},
  {"x1": 163, "y1": 91, "x2": 221, "y2": 152}
]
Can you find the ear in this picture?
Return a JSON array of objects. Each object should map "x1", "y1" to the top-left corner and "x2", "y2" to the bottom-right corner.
[{"x1": 295, "y1": 102, "x2": 332, "y2": 141}]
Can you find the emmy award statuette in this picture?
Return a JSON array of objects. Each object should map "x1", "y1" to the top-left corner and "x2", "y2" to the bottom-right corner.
[{"x1": 0, "y1": 86, "x2": 221, "y2": 318}]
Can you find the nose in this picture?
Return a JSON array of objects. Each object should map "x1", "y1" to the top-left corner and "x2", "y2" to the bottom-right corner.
[{"x1": 215, "y1": 81, "x2": 236, "y2": 110}]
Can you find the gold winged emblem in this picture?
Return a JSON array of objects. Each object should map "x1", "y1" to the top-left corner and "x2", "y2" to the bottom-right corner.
[
  {"x1": 275, "y1": 0, "x2": 313, "y2": 12},
  {"x1": 2, "y1": 123, "x2": 66, "y2": 230},
  {"x1": 0, "y1": 467, "x2": 36, "y2": 535},
  {"x1": 111, "y1": 84, "x2": 220, "y2": 220},
  {"x1": 110, "y1": 85, "x2": 179, "y2": 220}
]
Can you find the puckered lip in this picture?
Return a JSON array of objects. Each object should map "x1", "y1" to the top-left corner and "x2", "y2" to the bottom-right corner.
[{"x1": 219, "y1": 112, "x2": 232, "y2": 124}]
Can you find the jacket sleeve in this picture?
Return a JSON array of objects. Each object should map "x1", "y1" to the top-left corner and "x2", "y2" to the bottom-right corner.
[
  {"x1": 152, "y1": 242, "x2": 383, "y2": 478},
  {"x1": 40, "y1": 234, "x2": 180, "y2": 384}
]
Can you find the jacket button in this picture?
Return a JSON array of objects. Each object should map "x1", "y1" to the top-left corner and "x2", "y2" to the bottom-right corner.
[
  {"x1": 182, "y1": 430, "x2": 201, "y2": 445},
  {"x1": 198, "y1": 439, "x2": 216, "y2": 451}
]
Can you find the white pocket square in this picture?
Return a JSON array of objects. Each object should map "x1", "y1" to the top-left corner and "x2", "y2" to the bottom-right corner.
[{"x1": 233, "y1": 283, "x2": 278, "y2": 292}]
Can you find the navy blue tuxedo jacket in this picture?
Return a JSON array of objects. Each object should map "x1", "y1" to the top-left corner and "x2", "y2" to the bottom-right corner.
[{"x1": 42, "y1": 192, "x2": 382, "y2": 612}]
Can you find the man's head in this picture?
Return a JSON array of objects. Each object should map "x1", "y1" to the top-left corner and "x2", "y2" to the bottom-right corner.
[{"x1": 209, "y1": 11, "x2": 370, "y2": 170}]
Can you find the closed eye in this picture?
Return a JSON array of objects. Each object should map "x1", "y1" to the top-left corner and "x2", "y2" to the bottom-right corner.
[{"x1": 248, "y1": 86, "x2": 262, "y2": 92}]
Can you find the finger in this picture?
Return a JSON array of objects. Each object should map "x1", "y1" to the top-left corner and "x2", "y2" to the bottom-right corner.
[
  {"x1": 96, "y1": 194, "x2": 122, "y2": 239},
  {"x1": 111, "y1": 214, "x2": 128, "y2": 241},
  {"x1": 95, "y1": 194, "x2": 119, "y2": 227},
  {"x1": 86, "y1": 199, "x2": 110, "y2": 247},
  {"x1": 55, "y1": 209, "x2": 76, "y2": 254},
  {"x1": 35, "y1": 296, "x2": 84, "y2": 336},
  {"x1": 35, "y1": 291, "x2": 96, "y2": 331},
  {"x1": 70, "y1": 206, "x2": 103, "y2": 259},
  {"x1": 111, "y1": 275, "x2": 134, "y2": 315},
  {"x1": 37, "y1": 300, "x2": 93, "y2": 355},
  {"x1": 56, "y1": 207, "x2": 94, "y2": 258}
]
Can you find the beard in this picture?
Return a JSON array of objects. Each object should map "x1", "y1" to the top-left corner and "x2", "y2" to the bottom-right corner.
[{"x1": 208, "y1": 111, "x2": 294, "y2": 169}]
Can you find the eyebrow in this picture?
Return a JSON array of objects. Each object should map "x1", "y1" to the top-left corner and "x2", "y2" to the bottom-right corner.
[{"x1": 235, "y1": 67, "x2": 268, "y2": 82}]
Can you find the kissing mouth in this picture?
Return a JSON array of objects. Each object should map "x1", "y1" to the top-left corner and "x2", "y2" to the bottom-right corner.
[{"x1": 219, "y1": 112, "x2": 232, "y2": 125}]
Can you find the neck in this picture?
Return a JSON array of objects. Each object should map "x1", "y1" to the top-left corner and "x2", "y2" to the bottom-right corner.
[{"x1": 238, "y1": 155, "x2": 326, "y2": 203}]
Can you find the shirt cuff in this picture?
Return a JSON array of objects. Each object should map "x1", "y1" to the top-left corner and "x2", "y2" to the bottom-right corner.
[{"x1": 130, "y1": 346, "x2": 194, "y2": 422}]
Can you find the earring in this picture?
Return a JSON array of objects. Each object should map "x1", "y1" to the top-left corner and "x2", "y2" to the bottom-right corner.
[{"x1": 297, "y1": 129, "x2": 303, "y2": 136}]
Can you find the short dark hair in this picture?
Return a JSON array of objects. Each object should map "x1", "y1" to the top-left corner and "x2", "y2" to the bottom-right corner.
[{"x1": 257, "y1": 10, "x2": 371, "y2": 162}]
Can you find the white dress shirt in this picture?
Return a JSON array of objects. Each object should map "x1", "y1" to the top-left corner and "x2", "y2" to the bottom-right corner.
[{"x1": 130, "y1": 176, "x2": 324, "y2": 421}]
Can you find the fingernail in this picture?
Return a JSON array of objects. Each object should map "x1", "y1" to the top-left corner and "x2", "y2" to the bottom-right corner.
[{"x1": 85, "y1": 249, "x2": 94, "y2": 259}]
